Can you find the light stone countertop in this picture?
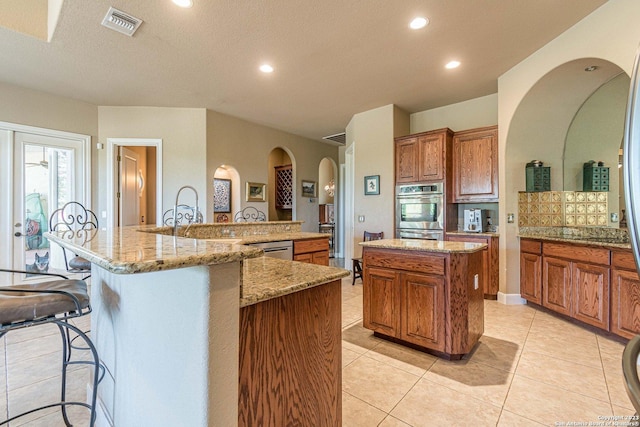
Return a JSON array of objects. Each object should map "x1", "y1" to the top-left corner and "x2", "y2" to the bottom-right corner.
[
  {"x1": 446, "y1": 231, "x2": 500, "y2": 238},
  {"x1": 518, "y1": 233, "x2": 631, "y2": 249},
  {"x1": 360, "y1": 238, "x2": 486, "y2": 253},
  {"x1": 241, "y1": 257, "x2": 349, "y2": 307},
  {"x1": 45, "y1": 227, "x2": 264, "y2": 274}
]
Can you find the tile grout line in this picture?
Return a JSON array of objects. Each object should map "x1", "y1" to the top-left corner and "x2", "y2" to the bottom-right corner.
[
  {"x1": 495, "y1": 304, "x2": 536, "y2": 425},
  {"x1": 595, "y1": 334, "x2": 616, "y2": 416}
]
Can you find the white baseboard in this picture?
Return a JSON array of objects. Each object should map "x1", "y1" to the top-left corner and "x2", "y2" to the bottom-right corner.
[{"x1": 497, "y1": 292, "x2": 527, "y2": 305}]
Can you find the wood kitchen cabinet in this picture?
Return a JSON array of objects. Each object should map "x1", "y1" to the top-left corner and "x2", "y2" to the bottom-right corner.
[
  {"x1": 611, "y1": 249, "x2": 640, "y2": 339},
  {"x1": 293, "y1": 238, "x2": 329, "y2": 266},
  {"x1": 452, "y1": 125, "x2": 498, "y2": 202},
  {"x1": 362, "y1": 246, "x2": 482, "y2": 358},
  {"x1": 519, "y1": 239, "x2": 542, "y2": 304},
  {"x1": 521, "y1": 240, "x2": 611, "y2": 332},
  {"x1": 394, "y1": 128, "x2": 453, "y2": 184},
  {"x1": 446, "y1": 233, "x2": 499, "y2": 299}
]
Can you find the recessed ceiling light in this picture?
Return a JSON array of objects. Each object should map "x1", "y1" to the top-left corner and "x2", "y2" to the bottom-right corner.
[
  {"x1": 409, "y1": 17, "x2": 429, "y2": 30},
  {"x1": 172, "y1": 0, "x2": 193, "y2": 8},
  {"x1": 259, "y1": 64, "x2": 274, "y2": 73},
  {"x1": 584, "y1": 65, "x2": 599, "y2": 72},
  {"x1": 445, "y1": 61, "x2": 461, "y2": 69}
]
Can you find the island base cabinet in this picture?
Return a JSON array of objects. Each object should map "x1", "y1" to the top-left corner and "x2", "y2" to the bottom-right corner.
[
  {"x1": 239, "y1": 279, "x2": 341, "y2": 427},
  {"x1": 362, "y1": 247, "x2": 483, "y2": 359},
  {"x1": 611, "y1": 268, "x2": 640, "y2": 339},
  {"x1": 400, "y1": 273, "x2": 445, "y2": 352},
  {"x1": 363, "y1": 267, "x2": 400, "y2": 337}
]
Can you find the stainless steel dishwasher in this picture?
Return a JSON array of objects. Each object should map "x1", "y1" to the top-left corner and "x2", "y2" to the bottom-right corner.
[{"x1": 247, "y1": 240, "x2": 293, "y2": 260}]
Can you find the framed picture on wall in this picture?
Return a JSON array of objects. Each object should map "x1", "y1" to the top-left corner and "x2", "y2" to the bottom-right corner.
[
  {"x1": 301, "y1": 180, "x2": 317, "y2": 198},
  {"x1": 246, "y1": 182, "x2": 266, "y2": 202},
  {"x1": 213, "y1": 178, "x2": 231, "y2": 212},
  {"x1": 364, "y1": 175, "x2": 380, "y2": 195}
]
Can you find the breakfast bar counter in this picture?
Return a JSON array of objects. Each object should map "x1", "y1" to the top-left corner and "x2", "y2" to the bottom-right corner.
[
  {"x1": 360, "y1": 238, "x2": 486, "y2": 359},
  {"x1": 46, "y1": 225, "x2": 348, "y2": 427}
]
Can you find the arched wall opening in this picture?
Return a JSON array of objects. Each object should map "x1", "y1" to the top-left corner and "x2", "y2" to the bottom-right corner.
[
  {"x1": 268, "y1": 147, "x2": 296, "y2": 221},
  {"x1": 213, "y1": 165, "x2": 241, "y2": 222},
  {"x1": 503, "y1": 57, "x2": 629, "y2": 297}
]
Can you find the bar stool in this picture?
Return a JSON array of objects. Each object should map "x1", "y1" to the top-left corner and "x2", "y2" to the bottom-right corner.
[{"x1": 0, "y1": 268, "x2": 101, "y2": 426}]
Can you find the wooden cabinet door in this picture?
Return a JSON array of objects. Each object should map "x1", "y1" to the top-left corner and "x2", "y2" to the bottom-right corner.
[
  {"x1": 363, "y1": 267, "x2": 399, "y2": 337},
  {"x1": 395, "y1": 137, "x2": 419, "y2": 183},
  {"x1": 572, "y1": 262, "x2": 609, "y2": 329},
  {"x1": 293, "y1": 253, "x2": 313, "y2": 264},
  {"x1": 543, "y1": 256, "x2": 572, "y2": 316},
  {"x1": 418, "y1": 133, "x2": 444, "y2": 181},
  {"x1": 399, "y1": 273, "x2": 445, "y2": 351},
  {"x1": 312, "y1": 251, "x2": 329, "y2": 266},
  {"x1": 520, "y1": 252, "x2": 542, "y2": 304},
  {"x1": 611, "y1": 268, "x2": 640, "y2": 339},
  {"x1": 452, "y1": 126, "x2": 498, "y2": 202}
]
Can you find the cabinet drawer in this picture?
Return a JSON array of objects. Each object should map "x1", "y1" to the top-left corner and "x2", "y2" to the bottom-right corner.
[
  {"x1": 543, "y1": 242, "x2": 609, "y2": 265},
  {"x1": 364, "y1": 248, "x2": 445, "y2": 276},
  {"x1": 447, "y1": 235, "x2": 489, "y2": 247},
  {"x1": 520, "y1": 239, "x2": 541, "y2": 255},
  {"x1": 294, "y1": 238, "x2": 329, "y2": 254},
  {"x1": 612, "y1": 250, "x2": 638, "y2": 271}
]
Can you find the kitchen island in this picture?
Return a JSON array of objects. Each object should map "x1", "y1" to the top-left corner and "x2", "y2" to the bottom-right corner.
[
  {"x1": 46, "y1": 224, "x2": 348, "y2": 427},
  {"x1": 360, "y1": 239, "x2": 486, "y2": 359}
]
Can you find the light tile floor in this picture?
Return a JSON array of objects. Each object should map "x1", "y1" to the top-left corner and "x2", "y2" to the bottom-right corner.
[
  {"x1": 341, "y1": 277, "x2": 638, "y2": 427},
  {"x1": 1, "y1": 272, "x2": 637, "y2": 426}
]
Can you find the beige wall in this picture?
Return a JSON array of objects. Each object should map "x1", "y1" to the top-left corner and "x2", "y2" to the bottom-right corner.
[
  {"x1": 410, "y1": 94, "x2": 498, "y2": 133},
  {"x1": 346, "y1": 104, "x2": 409, "y2": 257},
  {"x1": 98, "y1": 106, "x2": 207, "y2": 222},
  {"x1": 498, "y1": 0, "x2": 640, "y2": 298},
  {"x1": 0, "y1": 81, "x2": 99, "y2": 206},
  {"x1": 206, "y1": 109, "x2": 339, "y2": 232}
]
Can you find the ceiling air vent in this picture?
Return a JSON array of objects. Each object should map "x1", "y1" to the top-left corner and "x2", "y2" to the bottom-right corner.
[
  {"x1": 322, "y1": 132, "x2": 346, "y2": 145},
  {"x1": 101, "y1": 7, "x2": 143, "y2": 37}
]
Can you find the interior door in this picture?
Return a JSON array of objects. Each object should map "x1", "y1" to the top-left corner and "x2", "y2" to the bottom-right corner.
[
  {"x1": 118, "y1": 146, "x2": 140, "y2": 226},
  {"x1": 12, "y1": 131, "x2": 88, "y2": 282}
]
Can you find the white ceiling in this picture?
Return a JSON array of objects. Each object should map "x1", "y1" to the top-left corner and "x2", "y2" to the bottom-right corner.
[{"x1": 0, "y1": 0, "x2": 608, "y2": 142}]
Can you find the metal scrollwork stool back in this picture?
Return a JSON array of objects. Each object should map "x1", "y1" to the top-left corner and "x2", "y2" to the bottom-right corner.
[
  {"x1": 0, "y1": 268, "x2": 103, "y2": 426},
  {"x1": 234, "y1": 207, "x2": 267, "y2": 222},
  {"x1": 49, "y1": 202, "x2": 98, "y2": 279}
]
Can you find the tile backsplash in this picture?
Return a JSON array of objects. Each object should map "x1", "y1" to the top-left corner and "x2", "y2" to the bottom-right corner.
[{"x1": 518, "y1": 191, "x2": 608, "y2": 227}]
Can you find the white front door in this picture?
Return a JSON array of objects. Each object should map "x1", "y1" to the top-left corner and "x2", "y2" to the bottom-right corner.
[
  {"x1": 8, "y1": 129, "x2": 90, "y2": 283},
  {"x1": 118, "y1": 146, "x2": 140, "y2": 226}
]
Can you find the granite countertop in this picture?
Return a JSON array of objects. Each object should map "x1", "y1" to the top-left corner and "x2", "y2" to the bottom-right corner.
[
  {"x1": 45, "y1": 227, "x2": 264, "y2": 274},
  {"x1": 518, "y1": 233, "x2": 631, "y2": 249},
  {"x1": 241, "y1": 257, "x2": 349, "y2": 307},
  {"x1": 446, "y1": 231, "x2": 500, "y2": 237},
  {"x1": 360, "y1": 239, "x2": 486, "y2": 253}
]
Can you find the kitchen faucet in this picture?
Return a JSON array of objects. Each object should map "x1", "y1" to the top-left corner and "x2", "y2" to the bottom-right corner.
[{"x1": 173, "y1": 185, "x2": 203, "y2": 235}]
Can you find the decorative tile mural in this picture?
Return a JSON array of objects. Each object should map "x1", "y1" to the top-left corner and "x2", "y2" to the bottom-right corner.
[{"x1": 518, "y1": 191, "x2": 608, "y2": 227}]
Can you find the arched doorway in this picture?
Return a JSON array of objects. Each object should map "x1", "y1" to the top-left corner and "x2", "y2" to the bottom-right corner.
[
  {"x1": 318, "y1": 157, "x2": 338, "y2": 257},
  {"x1": 213, "y1": 165, "x2": 240, "y2": 222}
]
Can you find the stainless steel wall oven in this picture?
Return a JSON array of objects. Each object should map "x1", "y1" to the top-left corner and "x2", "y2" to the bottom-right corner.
[{"x1": 395, "y1": 182, "x2": 444, "y2": 240}]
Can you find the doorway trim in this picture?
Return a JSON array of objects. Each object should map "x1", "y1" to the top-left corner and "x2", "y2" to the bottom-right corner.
[
  {"x1": 344, "y1": 144, "x2": 354, "y2": 268},
  {"x1": 106, "y1": 138, "x2": 163, "y2": 228}
]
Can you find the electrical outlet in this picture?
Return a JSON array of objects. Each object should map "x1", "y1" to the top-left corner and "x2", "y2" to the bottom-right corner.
[
  {"x1": 611, "y1": 212, "x2": 619, "y2": 222},
  {"x1": 474, "y1": 274, "x2": 479, "y2": 290},
  {"x1": 507, "y1": 213, "x2": 515, "y2": 223},
  {"x1": 358, "y1": 215, "x2": 365, "y2": 223}
]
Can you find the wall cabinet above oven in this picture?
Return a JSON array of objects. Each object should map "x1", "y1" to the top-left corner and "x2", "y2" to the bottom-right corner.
[
  {"x1": 394, "y1": 128, "x2": 454, "y2": 184},
  {"x1": 452, "y1": 125, "x2": 499, "y2": 203}
]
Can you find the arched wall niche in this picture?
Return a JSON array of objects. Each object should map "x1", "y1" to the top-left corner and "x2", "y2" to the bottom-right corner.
[{"x1": 268, "y1": 147, "x2": 296, "y2": 221}]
